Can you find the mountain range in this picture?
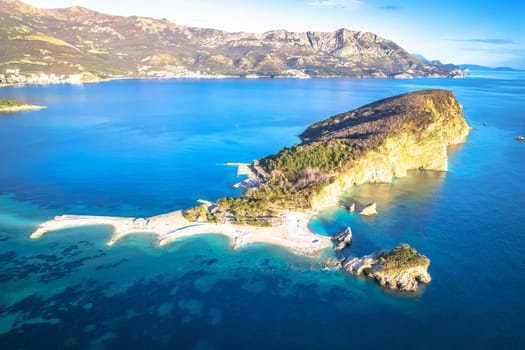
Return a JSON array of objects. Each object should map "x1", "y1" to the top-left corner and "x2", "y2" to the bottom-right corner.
[{"x1": 0, "y1": 0, "x2": 462, "y2": 83}]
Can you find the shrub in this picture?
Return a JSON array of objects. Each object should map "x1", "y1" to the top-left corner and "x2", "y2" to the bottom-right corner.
[
  {"x1": 378, "y1": 243, "x2": 428, "y2": 271},
  {"x1": 0, "y1": 99, "x2": 23, "y2": 107}
]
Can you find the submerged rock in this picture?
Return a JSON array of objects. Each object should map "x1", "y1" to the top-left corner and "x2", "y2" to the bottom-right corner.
[
  {"x1": 343, "y1": 243, "x2": 431, "y2": 292},
  {"x1": 324, "y1": 258, "x2": 343, "y2": 270},
  {"x1": 333, "y1": 227, "x2": 353, "y2": 251},
  {"x1": 359, "y1": 202, "x2": 377, "y2": 216}
]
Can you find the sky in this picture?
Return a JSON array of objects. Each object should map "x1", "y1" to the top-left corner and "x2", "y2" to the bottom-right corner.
[{"x1": 23, "y1": 0, "x2": 525, "y2": 68}]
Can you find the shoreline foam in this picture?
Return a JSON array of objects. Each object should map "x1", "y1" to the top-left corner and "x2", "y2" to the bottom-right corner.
[{"x1": 30, "y1": 210, "x2": 332, "y2": 256}]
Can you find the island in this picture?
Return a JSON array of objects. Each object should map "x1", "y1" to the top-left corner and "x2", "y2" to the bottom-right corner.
[
  {"x1": 344, "y1": 244, "x2": 431, "y2": 292},
  {"x1": 0, "y1": 99, "x2": 45, "y2": 113},
  {"x1": 30, "y1": 89, "x2": 470, "y2": 292}
]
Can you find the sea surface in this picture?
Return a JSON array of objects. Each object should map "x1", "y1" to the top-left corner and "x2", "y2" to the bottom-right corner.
[{"x1": 0, "y1": 71, "x2": 524, "y2": 349}]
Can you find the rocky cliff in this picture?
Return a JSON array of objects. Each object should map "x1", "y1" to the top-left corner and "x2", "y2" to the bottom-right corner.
[
  {"x1": 298, "y1": 89, "x2": 470, "y2": 209},
  {"x1": 0, "y1": 0, "x2": 461, "y2": 82}
]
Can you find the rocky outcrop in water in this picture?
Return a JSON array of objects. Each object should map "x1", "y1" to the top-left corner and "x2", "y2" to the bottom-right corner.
[
  {"x1": 343, "y1": 244, "x2": 431, "y2": 292},
  {"x1": 333, "y1": 227, "x2": 353, "y2": 251},
  {"x1": 359, "y1": 203, "x2": 377, "y2": 216}
]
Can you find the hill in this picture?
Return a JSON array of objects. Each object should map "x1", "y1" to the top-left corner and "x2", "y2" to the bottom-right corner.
[{"x1": 185, "y1": 89, "x2": 470, "y2": 224}]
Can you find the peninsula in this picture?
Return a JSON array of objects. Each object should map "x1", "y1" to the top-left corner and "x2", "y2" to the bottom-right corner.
[
  {"x1": 30, "y1": 89, "x2": 470, "y2": 291},
  {"x1": 0, "y1": 99, "x2": 45, "y2": 113},
  {"x1": 187, "y1": 89, "x2": 470, "y2": 222}
]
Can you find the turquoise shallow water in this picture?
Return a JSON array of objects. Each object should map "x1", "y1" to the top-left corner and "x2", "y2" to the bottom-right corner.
[{"x1": 0, "y1": 72, "x2": 525, "y2": 349}]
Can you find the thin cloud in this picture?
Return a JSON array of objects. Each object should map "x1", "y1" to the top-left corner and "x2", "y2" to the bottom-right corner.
[
  {"x1": 459, "y1": 47, "x2": 525, "y2": 54},
  {"x1": 306, "y1": 0, "x2": 361, "y2": 9},
  {"x1": 379, "y1": 5, "x2": 402, "y2": 10},
  {"x1": 458, "y1": 46, "x2": 525, "y2": 68},
  {"x1": 451, "y1": 38, "x2": 515, "y2": 45}
]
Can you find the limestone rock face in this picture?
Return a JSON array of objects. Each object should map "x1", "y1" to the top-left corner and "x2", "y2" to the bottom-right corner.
[
  {"x1": 301, "y1": 90, "x2": 470, "y2": 209},
  {"x1": 359, "y1": 203, "x2": 377, "y2": 216},
  {"x1": 344, "y1": 255, "x2": 376, "y2": 275},
  {"x1": 333, "y1": 227, "x2": 353, "y2": 251},
  {"x1": 343, "y1": 244, "x2": 431, "y2": 292},
  {"x1": 370, "y1": 264, "x2": 431, "y2": 291}
]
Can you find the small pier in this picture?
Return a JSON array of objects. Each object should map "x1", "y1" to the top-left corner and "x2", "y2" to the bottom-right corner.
[{"x1": 221, "y1": 161, "x2": 270, "y2": 189}]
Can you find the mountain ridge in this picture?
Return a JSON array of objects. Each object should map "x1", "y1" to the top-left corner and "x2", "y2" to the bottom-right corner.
[{"x1": 0, "y1": 0, "x2": 462, "y2": 83}]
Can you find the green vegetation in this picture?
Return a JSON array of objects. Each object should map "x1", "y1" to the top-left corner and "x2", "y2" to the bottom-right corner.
[
  {"x1": 183, "y1": 205, "x2": 218, "y2": 223},
  {"x1": 378, "y1": 244, "x2": 429, "y2": 272},
  {"x1": 0, "y1": 99, "x2": 24, "y2": 108},
  {"x1": 261, "y1": 139, "x2": 353, "y2": 181},
  {"x1": 183, "y1": 198, "x2": 274, "y2": 227},
  {"x1": 183, "y1": 206, "x2": 207, "y2": 221},
  {"x1": 216, "y1": 197, "x2": 274, "y2": 226},
  {"x1": 185, "y1": 139, "x2": 358, "y2": 226}
]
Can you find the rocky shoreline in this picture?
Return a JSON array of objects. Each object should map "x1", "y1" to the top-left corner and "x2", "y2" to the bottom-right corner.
[
  {"x1": 0, "y1": 71, "x2": 463, "y2": 88},
  {"x1": 330, "y1": 225, "x2": 430, "y2": 292}
]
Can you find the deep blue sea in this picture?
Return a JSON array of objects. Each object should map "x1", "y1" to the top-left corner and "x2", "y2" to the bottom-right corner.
[{"x1": 1, "y1": 71, "x2": 524, "y2": 349}]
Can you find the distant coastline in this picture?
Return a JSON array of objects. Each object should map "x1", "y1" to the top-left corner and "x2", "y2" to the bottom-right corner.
[
  {"x1": 0, "y1": 1, "x2": 463, "y2": 87},
  {"x1": 0, "y1": 71, "x2": 464, "y2": 88}
]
